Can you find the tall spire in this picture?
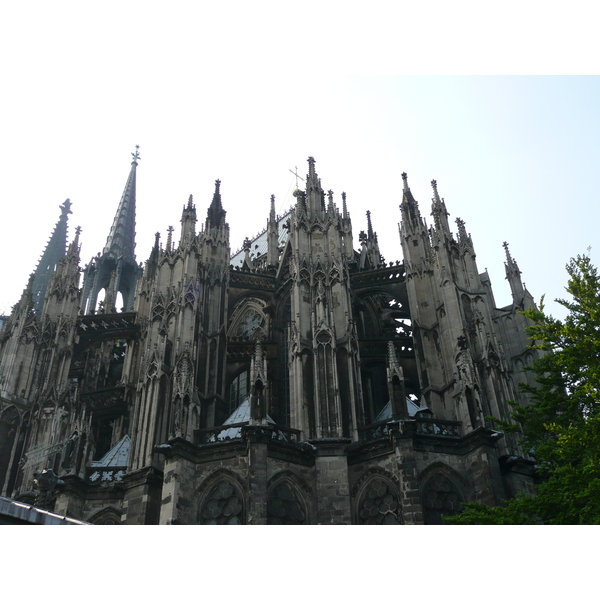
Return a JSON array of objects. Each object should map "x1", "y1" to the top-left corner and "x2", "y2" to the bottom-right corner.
[
  {"x1": 31, "y1": 199, "x2": 72, "y2": 316},
  {"x1": 206, "y1": 179, "x2": 227, "y2": 228},
  {"x1": 267, "y1": 194, "x2": 279, "y2": 267},
  {"x1": 103, "y1": 146, "x2": 139, "y2": 263},
  {"x1": 80, "y1": 147, "x2": 143, "y2": 314}
]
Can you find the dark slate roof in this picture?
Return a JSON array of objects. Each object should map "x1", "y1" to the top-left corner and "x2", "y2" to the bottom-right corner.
[{"x1": 230, "y1": 210, "x2": 291, "y2": 267}]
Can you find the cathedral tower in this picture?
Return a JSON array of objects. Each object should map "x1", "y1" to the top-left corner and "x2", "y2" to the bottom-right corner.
[{"x1": 80, "y1": 148, "x2": 143, "y2": 314}]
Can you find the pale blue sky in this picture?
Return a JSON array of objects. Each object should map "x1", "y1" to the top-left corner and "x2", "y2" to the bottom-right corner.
[{"x1": 1, "y1": 6, "x2": 598, "y2": 322}]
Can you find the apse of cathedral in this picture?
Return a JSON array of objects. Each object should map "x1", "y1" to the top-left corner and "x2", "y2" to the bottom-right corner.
[{"x1": 0, "y1": 150, "x2": 539, "y2": 525}]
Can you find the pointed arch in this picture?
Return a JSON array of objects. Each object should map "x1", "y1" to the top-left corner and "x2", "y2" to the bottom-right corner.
[
  {"x1": 419, "y1": 463, "x2": 468, "y2": 524},
  {"x1": 267, "y1": 470, "x2": 311, "y2": 525},
  {"x1": 197, "y1": 469, "x2": 246, "y2": 525},
  {"x1": 353, "y1": 469, "x2": 402, "y2": 525}
]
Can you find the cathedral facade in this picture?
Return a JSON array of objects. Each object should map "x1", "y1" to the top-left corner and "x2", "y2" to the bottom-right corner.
[{"x1": 0, "y1": 152, "x2": 537, "y2": 524}]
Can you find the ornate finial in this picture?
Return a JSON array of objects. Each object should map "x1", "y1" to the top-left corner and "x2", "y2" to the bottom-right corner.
[
  {"x1": 341, "y1": 192, "x2": 348, "y2": 218},
  {"x1": 456, "y1": 217, "x2": 467, "y2": 239},
  {"x1": 73, "y1": 225, "x2": 82, "y2": 244},
  {"x1": 431, "y1": 179, "x2": 440, "y2": 201},
  {"x1": 131, "y1": 145, "x2": 141, "y2": 164},
  {"x1": 307, "y1": 156, "x2": 316, "y2": 178},
  {"x1": 154, "y1": 231, "x2": 160, "y2": 249},
  {"x1": 502, "y1": 241, "x2": 511, "y2": 260},
  {"x1": 215, "y1": 179, "x2": 221, "y2": 192},
  {"x1": 187, "y1": 194, "x2": 194, "y2": 209}
]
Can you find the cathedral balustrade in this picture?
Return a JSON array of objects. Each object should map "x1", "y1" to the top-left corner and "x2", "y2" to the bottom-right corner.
[
  {"x1": 357, "y1": 419, "x2": 396, "y2": 443},
  {"x1": 358, "y1": 415, "x2": 462, "y2": 443},
  {"x1": 194, "y1": 422, "x2": 301, "y2": 445},
  {"x1": 415, "y1": 416, "x2": 462, "y2": 437}
]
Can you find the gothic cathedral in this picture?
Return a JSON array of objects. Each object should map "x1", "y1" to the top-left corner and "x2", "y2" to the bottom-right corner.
[{"x1": 0, "y1": 151, "x2": 538, "y2": 524}]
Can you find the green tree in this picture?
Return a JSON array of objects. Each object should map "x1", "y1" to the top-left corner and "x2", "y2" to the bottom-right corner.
[{"x1": 449, "y1": 253, "x2": 600, "y2": 524}]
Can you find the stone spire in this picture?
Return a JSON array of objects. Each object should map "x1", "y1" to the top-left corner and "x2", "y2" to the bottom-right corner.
[
  {"x1": 80, "y1": 148, "x2": 143, "y2": 314},
  {"x1": 267, "y1": 194, "x2": 279, "y2": 267},
  {"x1": 31, "y1": 199, "x2": 72, "y2": 316},
  {"x1": 206, "y1": 179, "x2": 227, "y2": 229},
  {"x1": 103, "y1": 146, "x2": 139, "y2": 263}
]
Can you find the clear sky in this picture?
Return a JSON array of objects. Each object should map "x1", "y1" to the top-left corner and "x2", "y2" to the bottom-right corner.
[{"x1": 1, "y1": 4, "x2": 598, "y2": 323}]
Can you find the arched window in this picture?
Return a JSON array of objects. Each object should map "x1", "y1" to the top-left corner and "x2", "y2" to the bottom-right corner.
[
  {"x1": 199, "y1": 479, "x2": 244, "y2": 525},
  {"x1": 356, "y1": 476, "x2": 402, "y2": 524},
  {"x1": 267, "y1": 481, "x2": 307, "y2": 525},
  {"x1": 421, "y1": 471, "x2": 464, "y2": 524}
]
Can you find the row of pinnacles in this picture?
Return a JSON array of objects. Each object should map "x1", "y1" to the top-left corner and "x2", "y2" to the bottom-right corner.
[{"x1": 0, "y1": 150, "x2": 538, "y2": 524}]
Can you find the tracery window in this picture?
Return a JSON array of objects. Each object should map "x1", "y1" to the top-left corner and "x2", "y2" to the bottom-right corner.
[
  {"x1": 267, "y1": 482, "x2": 306, "y2": 525},
  {"x1": 357, "y1": 477, "x2": 402, "y2": 524},
  {"x1": 422, "y1": 472, "x2": 463, "y2": 524},
  {"x1": 200, "y1": 480, "x2": 244, "y2": 525}
]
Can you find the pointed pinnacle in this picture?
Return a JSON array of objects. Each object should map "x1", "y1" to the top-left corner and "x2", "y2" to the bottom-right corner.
[
  {"x1": 366, "y1": 210, "x2": 374, "y2": 239},
  {"x1": 431, "y1": 179, "x2": 440, "y2": 201},
  {"x1": 401, "y1": 172, "x2": 409, "y2": 191}
]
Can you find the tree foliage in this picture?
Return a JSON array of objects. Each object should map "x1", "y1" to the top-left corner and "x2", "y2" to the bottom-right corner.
[{"x1": 449, "y1": 254, "x2": 600, "y2": 524}]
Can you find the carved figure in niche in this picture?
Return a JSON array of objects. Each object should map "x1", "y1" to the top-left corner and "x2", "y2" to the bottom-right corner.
[
  {"x1": 357, "y1": 478, "x2": 401, "y2": 524},
  {"x1": 422, "y1": 472, "x2": 463, "y2": 524},
  {"x1": 267, "y1": 482, "x2": 306, "y2": 524},
  {"x1": 200, "y1": 480, "x2": 244, "y2": 524}
]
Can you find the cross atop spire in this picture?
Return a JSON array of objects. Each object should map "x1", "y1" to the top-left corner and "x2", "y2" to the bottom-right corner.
[{"x1": 131, "y1": 145, "x2": 141, "y2": 164}]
